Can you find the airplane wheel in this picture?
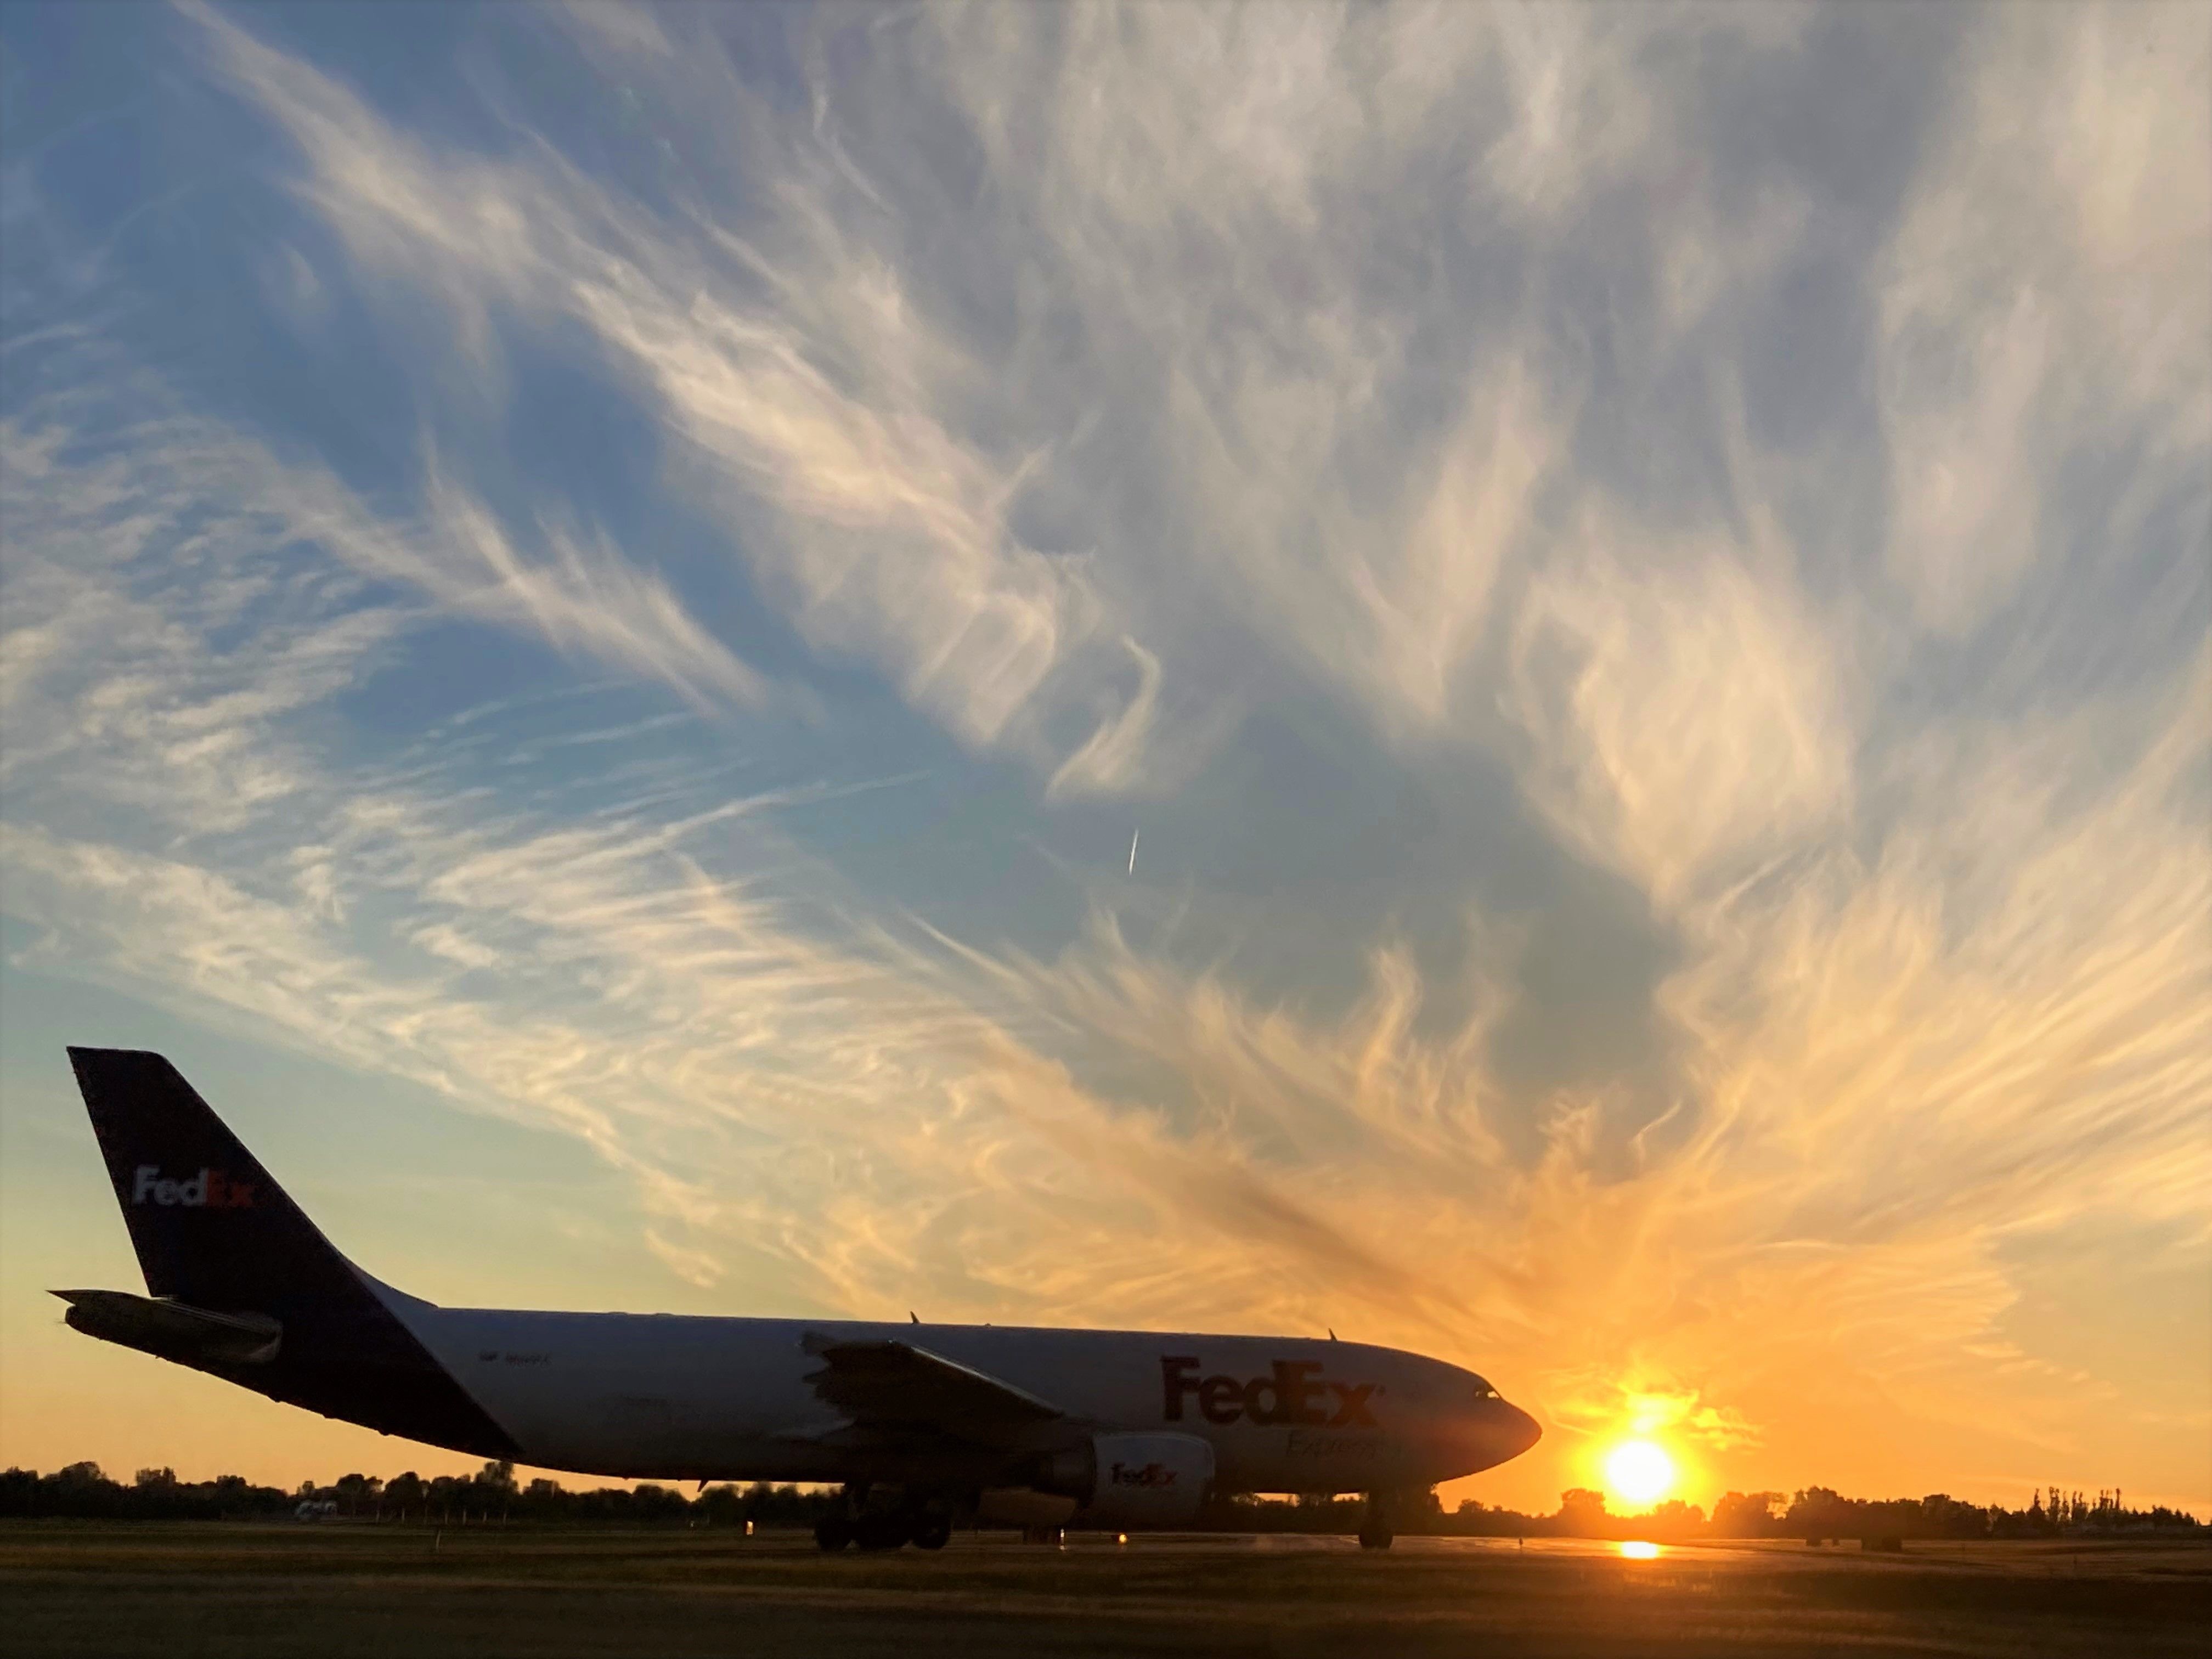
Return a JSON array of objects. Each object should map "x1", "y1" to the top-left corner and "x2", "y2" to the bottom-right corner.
[
  {"x1": 853, "y1": 1513, "x2": 910, "y2": 1551},
  {"x1": 814, "y1": 1516, "x2": 853, "y2": 1552},
  {"x1": 1357, "y1": 1526, "x2": 1393, "y2": 1551},
  {"x1": 911, "y1": 1513, "x2": 952, "y2": 1551}
]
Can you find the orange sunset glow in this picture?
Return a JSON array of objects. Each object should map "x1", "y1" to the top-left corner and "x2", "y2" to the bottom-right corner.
[{"x1": 1604, "y1": 1442, "x2": 1677, "y2": 1509}]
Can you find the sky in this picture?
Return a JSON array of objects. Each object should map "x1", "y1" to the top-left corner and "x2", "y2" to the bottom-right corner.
[{"x1": 1, "y1": 2, "x2": 2206, "y2": 1519}]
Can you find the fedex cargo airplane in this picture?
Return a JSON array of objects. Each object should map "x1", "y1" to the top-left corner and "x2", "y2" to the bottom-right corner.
[{"x1": 54, "y1": 1048, "x2": 1539, "y2": 1550}]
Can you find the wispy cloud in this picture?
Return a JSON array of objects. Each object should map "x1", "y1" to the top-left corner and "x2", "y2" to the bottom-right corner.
[
  {"x1": 1505, "y1": 535, "x2": 1852, "y2": 907},
  {"x1": 184, "y1": 0, "x2": 1110, "y2": 763},
  {"x1": 2, "y1": 1, "x2": 2205, "y2": 1513},
  {"x1": 1877, "y1": 5, "x2": 2210, "y2": 634}
]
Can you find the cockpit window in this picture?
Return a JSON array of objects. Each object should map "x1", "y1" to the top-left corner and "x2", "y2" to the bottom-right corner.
[{"x1": 1470, "y1": 1378, "x2": 1500, "y2": 1400}]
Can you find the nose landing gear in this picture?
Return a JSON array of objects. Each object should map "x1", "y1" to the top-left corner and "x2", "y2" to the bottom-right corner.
[
  {"x1": 911, "y1": 1511, "x2": 952, "y2": 1551},
  {"x1": 851, "y1": 1511, "x2": 912, "y2": 1551},
  {"x1": 1357, "y1": 1490, "x2": 1396, "y2": 1551}
]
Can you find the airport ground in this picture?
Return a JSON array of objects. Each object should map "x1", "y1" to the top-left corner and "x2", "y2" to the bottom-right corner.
[{"x1": 1, "y1": 1523, "x2": 2204, "y2": 1658}]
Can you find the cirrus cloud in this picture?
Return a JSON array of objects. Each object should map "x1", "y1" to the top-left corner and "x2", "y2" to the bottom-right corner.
[{"x1": 2, "y1": 1, "x2": 2204, "y2": 1515}]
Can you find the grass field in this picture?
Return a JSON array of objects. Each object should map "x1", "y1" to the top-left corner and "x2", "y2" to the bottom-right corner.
[{"x1": 2, "y1": 1523, "x2": 2204, "y2": 1658}]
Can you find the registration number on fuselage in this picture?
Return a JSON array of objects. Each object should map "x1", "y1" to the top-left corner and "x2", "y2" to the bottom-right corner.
[{"x1": 1283, "y1": 1429, "x2": 1380, "y2": 1459}]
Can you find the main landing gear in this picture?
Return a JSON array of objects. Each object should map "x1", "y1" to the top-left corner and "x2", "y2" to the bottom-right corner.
[
  {"x1": 1357, "y1": 1490, "x2": 1395, "y2": 1551},
  {"x1": 813, "y1": 1485, "x2": 952, "y2": 1552}
]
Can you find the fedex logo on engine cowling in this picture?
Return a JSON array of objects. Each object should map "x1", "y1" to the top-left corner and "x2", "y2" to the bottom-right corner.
[
  {"x1": 1160, "y1": 1357, "x2": 1376, "y2": 1427},
  {"x1": 131, "y1": 1166, "x2": 255, "y2": 1209},
  {"x1": 1110, "y1": 1461, "x2": 1177, "y2": 1489}
]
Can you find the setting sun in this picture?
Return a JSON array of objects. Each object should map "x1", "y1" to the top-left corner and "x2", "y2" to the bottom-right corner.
[{"x1": 1604, "y1": 1440, "x2": 1677, "y2": 1507}]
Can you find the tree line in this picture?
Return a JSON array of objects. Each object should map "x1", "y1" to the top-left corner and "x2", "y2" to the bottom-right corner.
[
  {"x1": 1432, "y1": 1483, "x2": 2202, "y2": 1542},
  {"x1": 2, "y1": 1460, "x2": 2200, "y2": 1538}
]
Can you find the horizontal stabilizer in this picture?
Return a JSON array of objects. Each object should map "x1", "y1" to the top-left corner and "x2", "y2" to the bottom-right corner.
[{"x1": 54, "y1": 1288, "x2": 281, "y2": 1367}]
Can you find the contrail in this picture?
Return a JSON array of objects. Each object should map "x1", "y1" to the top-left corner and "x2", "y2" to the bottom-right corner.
[{"x1": 1128, "y1": 827, "x2": 1139, "y2": 875}]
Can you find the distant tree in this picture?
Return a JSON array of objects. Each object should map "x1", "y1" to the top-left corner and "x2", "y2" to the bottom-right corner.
[
  {"x1": 1917, "y1": 1494, "x2": 1987, "y2": 1539},
  {"x1": 693, "y1": 1483, "x2": 746, "y2": 1526},
  {"x1": 629, "y1": 1483, "x2": 689, "y2": 1521},
  {"x1": 1641, "y1": 1499, "x2": 1704, "y2": 1538},
  {"x1": 329, "y1": 1472, "x2": 381, "y2": 1516},
  {"x1": 0, "y1": 1469, "x2": 38, "y2": 1516},
  {"x1": 1712, "y1": 1491, "x2": 1782, "y2": 1537},
  {"x1": 1556, "y1": 1488, "x2": 1608, "y2": 1537},
  {"x1": 477, "y1": 1460, "x2": 517, "y2": 1494},
  {"x1": 1785, "y1": 1486, "x2": 1858, "y2": 1540}
]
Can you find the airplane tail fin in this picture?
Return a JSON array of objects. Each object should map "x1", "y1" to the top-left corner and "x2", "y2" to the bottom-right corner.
[
  {"x1": 66, "y1": 1047, "x2": 366, "y2": 1317},
  {"x1": 62, "y1": 1047, "x2": 522, "y2": 1459}
]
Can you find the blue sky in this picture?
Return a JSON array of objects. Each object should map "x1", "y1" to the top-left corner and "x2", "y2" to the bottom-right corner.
[{"x1": 2, "y1": 2, "x2": 2206, "y2": 1513}]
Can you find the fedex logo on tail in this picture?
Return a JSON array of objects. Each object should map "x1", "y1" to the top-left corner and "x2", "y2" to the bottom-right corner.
[{"x1": 131, "y1": 1166, "x2": 255, "y2": 1209}]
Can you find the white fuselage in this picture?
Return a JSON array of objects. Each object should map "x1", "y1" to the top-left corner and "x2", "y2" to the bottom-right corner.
[{"x1": 385, "y1": 1293, "x2": 1537, "y2": 1494}]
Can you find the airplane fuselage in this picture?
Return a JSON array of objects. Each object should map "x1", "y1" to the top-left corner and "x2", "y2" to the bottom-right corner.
[{"x1": 388, "y1": 1299, "x2": 1536, "y2": 1492}]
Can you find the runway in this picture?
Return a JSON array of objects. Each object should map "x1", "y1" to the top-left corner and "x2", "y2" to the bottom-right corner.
[{"x1": 2, "y1": 1524, "x2": 2204, "y2": 1658}]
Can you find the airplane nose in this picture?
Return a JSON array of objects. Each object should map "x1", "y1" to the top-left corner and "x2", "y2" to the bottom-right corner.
[
  {"x1": 1502, "y1": 1402, "x2": 1542, "y2": 1458},
  {"x1": 1448, "y1": 1398, "x2": 1542, "y2": 1476}
]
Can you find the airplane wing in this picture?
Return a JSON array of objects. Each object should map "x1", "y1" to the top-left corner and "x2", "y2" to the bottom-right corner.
[{"x1": 799, "y1": 1334, "x2": 1069, "y2": 1447}]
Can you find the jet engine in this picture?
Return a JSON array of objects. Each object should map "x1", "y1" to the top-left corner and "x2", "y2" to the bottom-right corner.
[{"x1": 1037, "y1": 1431, "x2": 1215, "y2": 1527}]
